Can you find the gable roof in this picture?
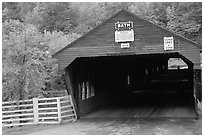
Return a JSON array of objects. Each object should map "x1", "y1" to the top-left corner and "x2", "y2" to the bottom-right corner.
[
  {"x1": 52, "y1": 9, "x2": 123, "y2": 57},
  {"x1": 53, "y1": 9, "x2": 201, "y2": 58}
]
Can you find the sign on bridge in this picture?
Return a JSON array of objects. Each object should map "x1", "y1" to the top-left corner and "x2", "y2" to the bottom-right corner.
[
  {"x1": 115, "y1": 21, "x2": 134, "y2": 43},
  {"x1": 115, "y1": 21, "x2": 133, "y2": 30},
  {"x1": 164, "y1": 36, "x2": 174, "y2": 51}
]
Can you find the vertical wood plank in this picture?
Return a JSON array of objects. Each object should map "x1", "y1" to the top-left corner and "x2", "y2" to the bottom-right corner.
[
  {"x1": 33, "y1": 98, "x2": 38, "y2": 125},
  {"x1": 65, "y1": 66, "x2": 79, "y2": 118}
]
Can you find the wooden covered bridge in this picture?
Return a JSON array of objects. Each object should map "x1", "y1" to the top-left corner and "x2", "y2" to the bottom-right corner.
[{"x1": 53, "y1": 10, "x2": 202, "y2": 119}]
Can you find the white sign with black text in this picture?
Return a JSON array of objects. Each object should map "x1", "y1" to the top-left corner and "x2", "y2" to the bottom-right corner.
[
  {"x1": 115, "y1": 29, "x2": 134, "y2": 43},
  {"x1": 115, "y1": 21, "x2": 134, "y2": 43},
  {"x1": 121, "y1": 43, "x2": 130, "y2": 49},
  {"x1": 164, "y1": 36, "x2": 174, "y2": 50}
]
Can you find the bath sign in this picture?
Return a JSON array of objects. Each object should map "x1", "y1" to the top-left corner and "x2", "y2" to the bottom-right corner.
[
  {"x1": 115, "y1": 21, "x2": 134, "y2": 43},
  {"x1": 164, "y1": 36, "x2": 174, "y2": 50},
  {"x1": 115, "y1": 21, "x2": 133, "y2": 30}
]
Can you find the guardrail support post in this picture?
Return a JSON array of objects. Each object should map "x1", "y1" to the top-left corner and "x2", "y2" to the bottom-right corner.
[
  {"x1": 57, "y1": 98, "x2": 62, "y2": 123},
  {"x1": 33, "y1": 98, "x2": 38, "y2": 125}
]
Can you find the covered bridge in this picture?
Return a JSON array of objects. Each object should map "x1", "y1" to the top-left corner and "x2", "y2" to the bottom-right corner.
[{"x1": 53, "y1": 10, "x2": 202, "y2": 119}]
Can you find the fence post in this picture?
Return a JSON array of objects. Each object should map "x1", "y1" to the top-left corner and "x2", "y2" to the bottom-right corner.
[
  {"x1": 57, "y1": 98, "x2": 62, "y2": 123},
  {"x1": 33, "y1": 98, "x2": 38, "y2": 125}
]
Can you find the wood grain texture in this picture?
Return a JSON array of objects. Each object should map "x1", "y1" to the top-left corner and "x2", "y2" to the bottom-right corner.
[
  {"x1": 64, "y1": 65, "x2": 79, "y2": 118},
  {"x1": 55, "y1": 10, "x2": 201, "y2": 70}
]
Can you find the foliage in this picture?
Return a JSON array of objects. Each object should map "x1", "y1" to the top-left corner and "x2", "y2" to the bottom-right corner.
[
  {"x1": 44, "y1": 31, "x2": 81, "y2": 54},
  {"x1": 2, "y1": 20, "x2": 54, "y2": 101},
  {"x1": 166, "y1": 2, "x2": 202, "y2": 44},
  {"x1": 2, "y1": 2, "x2": 37, "y2": 22},
  {"x1": 3, "y1": 2, "x2": 201, "y2": 44},
  {"x1": 129, "y1": 2, "x2": 202, "y2": 44},
  {"x1": 42, "y1": 31, "x2": 81, "y2": 91},
  {"x1": 30, "y1": 2, "x2": 79, "y2": 33}
]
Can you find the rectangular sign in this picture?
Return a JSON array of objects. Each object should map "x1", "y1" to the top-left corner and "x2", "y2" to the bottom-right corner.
[
  {"x1": 164, "y1": 36, "x2": 174, "y2": 50},
  {"x1": 115, "y1": 21, "x2": 133, "y2": 30},
  {"x1": 121, "y1": 43, "x2": 130, "y2": 48},
  {"x1": 115, "y1": 30, "x2": 134, "y2": 42}
]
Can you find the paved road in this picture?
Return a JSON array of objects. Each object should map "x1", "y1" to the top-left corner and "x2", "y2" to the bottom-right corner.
[{"x1": 27, "y1": 118, "x2": 201, "y2": 135}]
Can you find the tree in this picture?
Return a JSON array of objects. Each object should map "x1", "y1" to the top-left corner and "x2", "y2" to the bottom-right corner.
[
  {"x1": 2, "y1": 2, "x2": 37, "y2": 22},
  {"x1": 32, "y1": 2, "x2": 79, "y2": 33},
  {"x1": 42, "y1": 31, "x2": 81, "y2": 91},
  {"x1": 128, "y1": 2, "x2": 202, "y2": 44},
  {"x1": 71, "y1": 2, "x2": 107, "y2": 34},
  {"x1": 2, "y1": 20, "x2": 54, "y2": 101},
  {"x1": 71, "y1": 2, "x2": 133, "y2": 34},
  {"x1": 166, "y1": 2, "x2": 202, "y2": 44},
  {"x1": 43, "y1": 31, "x2": 81, "y2": 55},
  {"x1": 128, "y1": 2, "x2": 151, "y2": 17}
]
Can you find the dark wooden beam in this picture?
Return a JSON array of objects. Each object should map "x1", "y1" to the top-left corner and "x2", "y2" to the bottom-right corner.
[
  {"x1": 65, "y1": 65, "x2": 79, "y2": 119},
  {"x1": 179, "y1": 54, "x2": 194, "y2": 67}
]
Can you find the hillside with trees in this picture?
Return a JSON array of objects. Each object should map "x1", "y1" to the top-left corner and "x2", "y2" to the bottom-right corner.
[{"x1": 2, "y1": 2, "x2": 202, "y2": 101}]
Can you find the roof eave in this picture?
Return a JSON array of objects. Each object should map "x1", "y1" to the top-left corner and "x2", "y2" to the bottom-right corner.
[{"x1": 52, "y1": 9, "x2": 201, "y2": 58}]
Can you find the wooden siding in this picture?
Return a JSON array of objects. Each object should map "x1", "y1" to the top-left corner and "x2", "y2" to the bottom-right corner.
[
  {"x1": 55, "y1": 10, "x2": 201, "y2": 70},
  {"x1": 179, "y1": 40, "x2": 201, "y2": 68}
]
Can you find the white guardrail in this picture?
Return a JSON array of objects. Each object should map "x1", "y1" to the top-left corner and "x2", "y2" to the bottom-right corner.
[{"x1": 2, "y1": 95, "x2": 77, "y2": 127}]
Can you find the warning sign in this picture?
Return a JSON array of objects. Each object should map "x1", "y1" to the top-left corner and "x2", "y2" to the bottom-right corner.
[{"x1": 164, "y1": 36, "x2": 174, "y2": 50}]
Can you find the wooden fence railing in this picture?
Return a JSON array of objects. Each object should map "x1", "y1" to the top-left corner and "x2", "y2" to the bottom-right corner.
[{"x1": 2, "y1": 95, "x2": 76, "y2": 127}]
